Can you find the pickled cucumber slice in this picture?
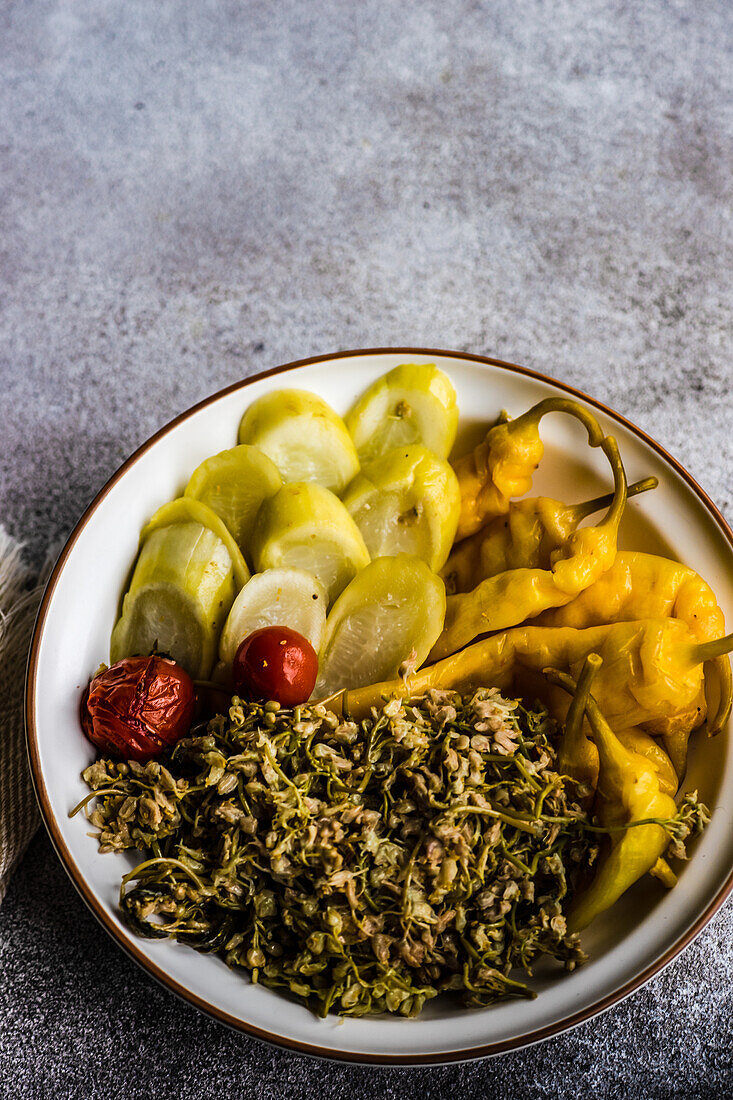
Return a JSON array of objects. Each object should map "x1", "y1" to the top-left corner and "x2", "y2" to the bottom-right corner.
[
  {"x1": 342, "y1": 444, "x2": 461, "y2": 572},
  {"x1": 250, "y1": 482, "x2": 370, "y2": 604},
  {"x1": 314, "y1": 555, "x2": 446, "y2": 698},
  {"x1": 184, "y1": 445, "x2": 282, "y2": 558},
  {"x1": 141, "y1": 498, "x2": 250, "y2": 588},
  {"x1": 345, "y1": 363, "x2": 459, "y2": 463},
  {"x1": 110, "y1": 521, "x2": 237, "y2": 679},
  {"x1": 219, "y1": 567, "x2": 327, "y2": 666},
  {"x1": 238, "y1": 389, "x2": 360, "y2": 494}
]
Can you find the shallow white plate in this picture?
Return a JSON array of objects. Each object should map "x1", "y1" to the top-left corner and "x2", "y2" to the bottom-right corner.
[{"x1": 26, "y1": 349, "x2": 733, "y2": 1064}]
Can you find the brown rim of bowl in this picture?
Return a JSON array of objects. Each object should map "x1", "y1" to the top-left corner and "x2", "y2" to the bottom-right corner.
[{"x1": 25, "y1": 347, "x2": 733, "y2": 1065}]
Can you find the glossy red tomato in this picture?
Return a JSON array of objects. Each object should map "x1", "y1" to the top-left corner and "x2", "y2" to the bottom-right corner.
[
  {"x1": 232, "y1": 626, "x2": 318, "y2": 706},
  {"x1": 80, "y1": 655, "x2": 196, "y2": 762}
]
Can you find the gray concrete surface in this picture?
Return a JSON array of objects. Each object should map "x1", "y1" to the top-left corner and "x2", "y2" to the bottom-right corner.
[{"x1": 1, "y1": 1, "x2": 732, "y2": 1096}]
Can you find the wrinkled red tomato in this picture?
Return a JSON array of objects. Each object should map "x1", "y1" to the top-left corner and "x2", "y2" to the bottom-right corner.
[
  {"x1": 232, "y1": 626, "x2": 318, "y2": 707},
  {"x1": 81, "y1": 655, "x2": 196, "y2": 762}
]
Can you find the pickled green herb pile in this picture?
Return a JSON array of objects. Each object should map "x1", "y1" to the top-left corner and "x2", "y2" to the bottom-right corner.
[{"x1": 79, "y1": 689, "x2": 602, "y2": 1017}]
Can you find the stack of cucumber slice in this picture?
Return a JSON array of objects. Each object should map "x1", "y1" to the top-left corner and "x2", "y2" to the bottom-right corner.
[{"x1": 111, "y1": 363, "x2": 459, "y2": 696}]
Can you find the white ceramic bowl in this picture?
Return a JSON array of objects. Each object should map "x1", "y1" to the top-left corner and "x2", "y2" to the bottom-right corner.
[{"x1": 26, "y1": 349, "x2": 733, "y2": 1064}]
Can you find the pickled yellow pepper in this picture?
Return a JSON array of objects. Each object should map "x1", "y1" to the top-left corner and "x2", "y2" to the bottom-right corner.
[
  {"x1": 548, "y1": 658, "x2": 679, "y2": 798},
  {"x1": 339, "y1": 619, "x2": 733, "y2": 730},
  {"x1": 431, "y1": 436, "x2": 628, "y2": 660},
  {"x1": 535, "y1": 550, "x2": 732, "y2": 741},
  {"x1": 441, "y1": 477, "x2": 657, "y2": 596},
  {"x1": 546, "y1": 656, "x2": 682, "y2": 932},
  {"x1": 452, "y1": 397, "x2": 608, "y2": 541}
]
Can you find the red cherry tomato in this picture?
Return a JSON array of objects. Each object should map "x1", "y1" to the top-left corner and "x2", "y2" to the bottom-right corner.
[
  {"x1": 81, "y1": 655, "x2": 195, "y2": 762},
  {"x1": 232, "y1": 626, "x2": 318, "y2": 706}
]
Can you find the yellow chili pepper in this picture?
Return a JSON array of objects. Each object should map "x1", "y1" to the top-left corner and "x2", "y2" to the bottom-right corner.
[
  {"x1": 535, "y1": 549, "x2": 732, "y2": 763},
  {"x1": 510, "y1": 663, "x2": 680, "y2": 804},
  {"x1": 614, "y1": 728, "x2": 679, "y2": 798},
  {"x1": 339, "y1": 619, "x2": 733, "y2": 730},
  {"x1": 659, "y1": 728, "x2": 691, "y2": 785},
  {"x1": 555, "y1": 690, "x2": 678, "y2": 801},
  {"x1": 441, "y1": 477, "x2": 657, "y2": 596},
  {"x1": 431, "y1": 437, "x2": 628, "y2": 660},
  {"x1": 545, "y1": 655, "x2": 680, "y2": 932},
  {"x1": 452, "y1": 397, "x2": 607, "y2": 541},
  {"x1": 536, "y1": 551, "x2": 724, "y2": 641},
  {"x1": 547, "y1": 658, "x2": 678, "y2": 889}
]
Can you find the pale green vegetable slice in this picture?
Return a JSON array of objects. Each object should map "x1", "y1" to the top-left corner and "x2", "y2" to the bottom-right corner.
[
  {"x1": 141, "y1": 498, "x2": 250, "y2": 588},
  {"x1": 314, "y1": 554, "x2": 446, "y2": 698},
  {"x1": 238, "y1": 389, "x2": 360, "y2": 494},
  {"x1": 345, "y1": 363, "x2": 459, "y2": 463},
  {"x1": 219, "y1": 567, "x2": 327, "y2": 666},
  {"x1": 110, "y1": 522, "x2": 236, "y2": 679},
  {"x1": 342, "y1": 444, "x2": 461, "y2": 572},
  {"x1": 250, "y1": 482, "x2": 370, "y2": 604},
  {"x1": 184, "y1": 445, "x2": 282, "y2": 558}
]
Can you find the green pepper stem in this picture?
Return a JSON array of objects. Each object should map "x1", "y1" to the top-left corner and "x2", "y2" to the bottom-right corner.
[
  {"x1": 650, "y1": 856, "x2": 677, "y2": 888},
  {"x1": 508, "y1": 397, "x2": 606, "y2": 448},
  {"x1": 544, "y1": 655, "x2": 622, "y2": 760},
  {"x1": 572, "y1": 476, "x2": 658, "y2": 522},
  {"x1": 69, "y1": 786, "x2": 128, "y2": 817},
  {"x1": 689, "y1": 634, "x2": 733, "y2": 664},
  {"x1": 583, "y1": 693, "x2": 629, "y2": 758},
  {"x1": 543, "y1": 656, "x2": 602, "y2": 702},
  {"x1": 596, "y1": 436, "x2": 628, "y2": 530},
  {"x1": 554, "y1": 653, "x2": 602, "y2": 756}
]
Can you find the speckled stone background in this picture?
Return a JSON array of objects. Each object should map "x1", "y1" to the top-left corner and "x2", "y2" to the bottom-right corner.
[{"x1": 1, "y1": 0, "x2": 732, "y2": 1096}]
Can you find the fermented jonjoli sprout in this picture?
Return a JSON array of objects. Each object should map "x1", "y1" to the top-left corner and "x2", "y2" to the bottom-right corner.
[{"x1": 78, "y1": 690, "x2": 597, "y2": 1017}]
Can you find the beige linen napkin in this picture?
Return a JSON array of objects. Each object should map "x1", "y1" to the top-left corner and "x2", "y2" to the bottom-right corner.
[{"x1": 0, "y1": 528, "x2": 46, "y2": 902}]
